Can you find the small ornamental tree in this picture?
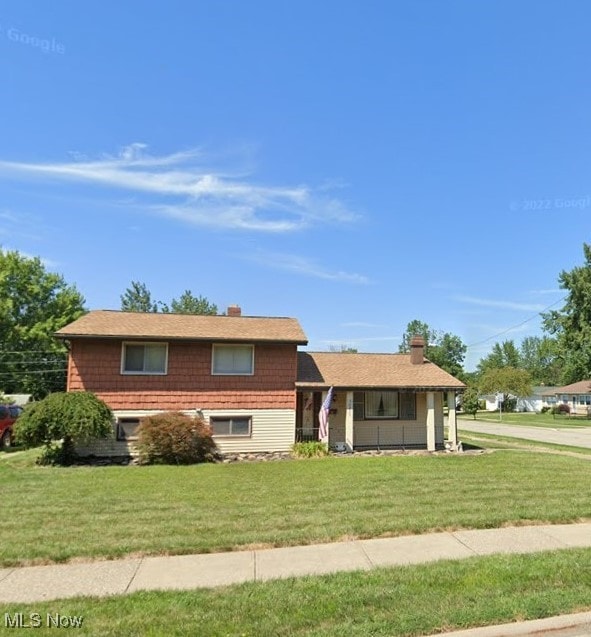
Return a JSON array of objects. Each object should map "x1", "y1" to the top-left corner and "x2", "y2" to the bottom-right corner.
[
  {"x1": 14, "y1": 391, "x2": 113, "y2": 465},
  {"x1": 136, "y1": 411, "x2": 219, "y2": 465},
  {"x1": 461, "y1": 387, "x2": 480, "y2": 420}
]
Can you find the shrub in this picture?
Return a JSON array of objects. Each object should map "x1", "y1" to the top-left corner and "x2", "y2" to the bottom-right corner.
[
  {"x1": 552, "y1": 403, "x2": 571, "y2": 415},
  {"x1": 541, "y1": 406, "x2": 551, "y2": 414},
  {"x1": 14, "y1": 391, "x2": 113, "y2": 465},
  {"x1": 502, "y1": 397, "x2": 517, "y2": 412},
  {"x1": 136, "y1": 411, "x2": 219, "y2": 465},
  {"x1": 291, "y1": 441, "x2": 329, "y2": 458}
]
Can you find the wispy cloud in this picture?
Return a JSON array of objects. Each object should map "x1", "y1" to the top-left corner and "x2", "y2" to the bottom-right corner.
[
  {"x1": 0, "y1": 144, "x2": 358, "y2": 233},
  {"x1": 453, "y1": 295, "x2": 545, "y2": 312},
  {"x1": 247, "y1": 252, "x2": 371, "y2": 284},
  {"x1": 0, "y1": 209, "x2": 44, "y2": 241},
  {"x1": 469, "y1": 323, "x2": 532, "y2": 336},
  {"x1": 527, "y1": 288, "x2": 561, "y2": 296}
]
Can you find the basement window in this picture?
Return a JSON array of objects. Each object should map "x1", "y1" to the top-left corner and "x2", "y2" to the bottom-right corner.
[
  {"x1": 117, "y1": 418, "x2": 140, "y2": 441},
  {"x1": 210, "y1": 417, "x2": 252, "y2": 437}
]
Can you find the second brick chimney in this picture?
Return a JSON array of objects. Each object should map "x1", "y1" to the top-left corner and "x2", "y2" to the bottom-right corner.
[
  {"x1": 227, "y1": 304, "x2": 242, "y2": 317},
  {"x1": 410, "y1": 336, "x2": 425, "y2": 365}
]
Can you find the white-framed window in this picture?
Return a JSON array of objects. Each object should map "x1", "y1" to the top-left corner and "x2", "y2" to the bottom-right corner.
[
  {"x1": 121, "y1": 342, "x2": 168, "y2": 375},
  {"x1": 117, "y1": 418, "x2": 140, "y2": 441},
  {"x1": 210, "y1": 416, "x2": 252, "y2": 437},
  {"x1": 212, "y1": 344, "x2": 254, "y2": 375},
  {"x1": 365, "y1": 391, "x2": 399, "y2": 419}
]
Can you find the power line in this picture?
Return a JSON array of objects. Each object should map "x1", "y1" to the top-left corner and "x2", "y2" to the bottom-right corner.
[
  {"x1": 465, "y1": 296, "x2": 566, "y2": 350},
  {"x1": 0, "y1": 367, "x2": 68, "y2": 376}
]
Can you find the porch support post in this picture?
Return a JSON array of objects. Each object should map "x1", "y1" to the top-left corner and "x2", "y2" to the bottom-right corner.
[
  {"x1": 426, "y1": 391, "x2": 436, "y2": 451},
  {"x1": 447, "y1": 391, "x2": 458, "y2": 449},
  {"x1": 345, "y1": 391, "x2": 354, "y2": 452}
]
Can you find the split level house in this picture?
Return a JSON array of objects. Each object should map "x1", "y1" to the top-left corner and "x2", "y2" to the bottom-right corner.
[{"x1": 55, "y1": 307, "x2": 465, "y2": 456}]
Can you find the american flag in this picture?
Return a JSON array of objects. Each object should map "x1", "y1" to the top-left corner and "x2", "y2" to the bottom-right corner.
[{"x1": 318, "y1": 386, "x2": 334, "y2": 440}]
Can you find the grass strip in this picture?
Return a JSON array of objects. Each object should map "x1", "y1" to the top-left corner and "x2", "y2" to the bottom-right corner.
[{"x1": 2, "y1": 549, "x2": 590, "y2": 636}]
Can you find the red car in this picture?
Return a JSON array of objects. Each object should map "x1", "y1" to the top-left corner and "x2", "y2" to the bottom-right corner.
[{"x1": 0, "y1": 404, "x2": 22, "y2": 448}]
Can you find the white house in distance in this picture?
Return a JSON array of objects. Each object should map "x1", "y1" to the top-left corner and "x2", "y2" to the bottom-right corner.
[
  {"x1": 482, "y1": 387, "x2": 560, "y2": 413},
  {"x1": 543, "y1": 380, "x2": 591, "y2": 415}
]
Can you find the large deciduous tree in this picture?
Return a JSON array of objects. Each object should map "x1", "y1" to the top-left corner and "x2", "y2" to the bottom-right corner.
[
  {"x1": 399, "y1": 320, "x2": 467, "y2": 379},
  {"x1": 543, "y1": 243, "x2": 591, "y2": 384},
  {"x1": 476, "y1": 340, "x2": 521, "y2": 375},
  {"x1": 0, "y1": 249, "x2": 86, "y2": 398}
]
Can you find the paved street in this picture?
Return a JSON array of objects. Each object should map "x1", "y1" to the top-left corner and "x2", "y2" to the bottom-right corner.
[{"x1": 457, "y1": 418, "x2": 591, "y2": 449}]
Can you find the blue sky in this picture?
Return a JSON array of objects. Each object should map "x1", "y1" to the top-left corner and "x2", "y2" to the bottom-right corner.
[{"x1": 1, "y1": 1, "x2": 589, "y2": 370}]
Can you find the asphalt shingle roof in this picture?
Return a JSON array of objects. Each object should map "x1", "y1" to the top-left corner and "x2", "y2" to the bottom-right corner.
[
  {"x1": 548, "y1": 380, "x2": 591, "y2": 395},
  {"x1": 56, "y1": 310, "x2": 308, "y2": 344},
  {"x1": 297, "y1": 352, "x2": 465, "y2": 390}
]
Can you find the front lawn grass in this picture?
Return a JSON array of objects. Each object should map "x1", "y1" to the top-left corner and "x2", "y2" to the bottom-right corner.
[
  {"x1": 4, "y1": 549, "x2": 591, "y2": 636},
  {"x1": 1, "y1": 449, "x2": 590, "y2": 567},
  {"x1": 465, "y1": 411, "x2": 591, "y2": 428}
]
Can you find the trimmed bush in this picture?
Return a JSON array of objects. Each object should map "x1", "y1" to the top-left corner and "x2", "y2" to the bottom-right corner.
[
  {"x1": 14, "y1": 391, "x2": 113, "y2": 465},
  {"x1": 291, "y1": 441, "x2": 329, "y2": 458},
  {"x1": 540, "y1": 406, "x2": 551, "y2": 414},
  {"x1": 552, "y1": 403, "x2": 571, "y2": 415},
  {"x1": 136, "y1": 411, "x2": 220, "y2": 465}
]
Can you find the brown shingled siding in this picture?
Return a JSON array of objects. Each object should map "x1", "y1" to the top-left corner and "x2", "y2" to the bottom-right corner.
[{"x1": 67, "y1": 339, "x2": 297, "y2": 410}]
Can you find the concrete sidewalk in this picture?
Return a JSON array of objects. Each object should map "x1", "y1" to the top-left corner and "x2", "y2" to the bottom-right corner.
[{"x1": 1, "y1": 523, "x2": 590, "y2": 603}]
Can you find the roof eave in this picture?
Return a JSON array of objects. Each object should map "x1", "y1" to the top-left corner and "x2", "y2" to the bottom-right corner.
[{"x1": 55, "y1": 332, "x2": 308, "y2": 345}]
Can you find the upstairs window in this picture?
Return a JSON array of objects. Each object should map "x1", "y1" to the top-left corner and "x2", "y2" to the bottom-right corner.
[
  {"x1": 212, "y1": 344, "x2": 254, "y2": 375},
  {"x1": 122, "y1": 342, "x2": 168, "y2": 375}
]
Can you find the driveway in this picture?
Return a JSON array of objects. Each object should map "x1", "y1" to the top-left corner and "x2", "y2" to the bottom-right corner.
[{"x1": 457, "y1": 418, "x2": 591, "y2": 449}]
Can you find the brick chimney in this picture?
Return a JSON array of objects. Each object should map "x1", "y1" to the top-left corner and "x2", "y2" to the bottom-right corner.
[
  {"x1": 410, "y1": 336, "x2": 425, "y2": 365},
  {"x1": 227, "y1": 305, "x2": 242, "y2": 317}
]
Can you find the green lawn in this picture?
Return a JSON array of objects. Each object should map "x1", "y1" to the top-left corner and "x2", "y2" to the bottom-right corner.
[
  {"x1": 1, "y1": 449, "x2": 590, "y2": 567},
  {"x1": 463, "y1": 411, "x2": 591, "y2": 428},
  {"x1": 2, "y1": 549, "x2": 590, "y2": 636}
]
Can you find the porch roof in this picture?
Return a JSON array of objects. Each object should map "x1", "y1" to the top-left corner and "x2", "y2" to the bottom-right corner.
[{"x1": 296, "y1": 352, "x2": 465, "y2": 390}]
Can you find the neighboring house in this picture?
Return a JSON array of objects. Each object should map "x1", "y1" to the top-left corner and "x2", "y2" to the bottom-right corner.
[
  {"x1": 481, "y1": 387, "x2": 559, "y2": 413},
  {"x1": 544, "y1": 380, "x2": 591, "y2": 415},
  {"x1": 56, "y1": 311, "x2": 465, "y2": 456},
  {"x1": 517, "y1": 387, "x2": 560, "y2": 412}
]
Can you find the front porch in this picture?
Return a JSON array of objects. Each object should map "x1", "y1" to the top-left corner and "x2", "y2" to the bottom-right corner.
[{"x1": 296, "y1": 389, "x2": 459, "y2": 452}]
